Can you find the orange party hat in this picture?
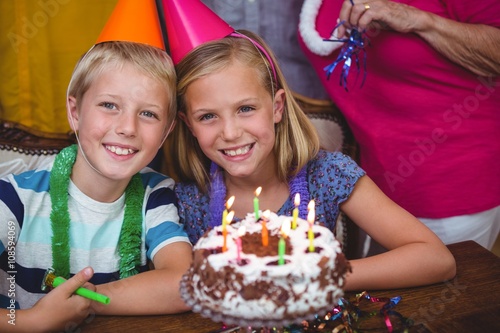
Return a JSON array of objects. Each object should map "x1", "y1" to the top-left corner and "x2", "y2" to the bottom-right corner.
[
  {"x1": 162, "y1": 0, "x2": 234, "y2": 64},
  {"x1": 96, "y1": 0, "x2": 165, "y2": 50}
]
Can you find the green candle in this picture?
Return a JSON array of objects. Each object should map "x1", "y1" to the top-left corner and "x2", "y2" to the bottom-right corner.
[
  {"x1": 278, "y1": 236, "x2": 285, "y2": 265},
  {"x1": 254, "y1": 187, "x2": 262, "y2": 220},
  {"x1": 278, "y1": 220, "x2": 290, "y2": 265}
]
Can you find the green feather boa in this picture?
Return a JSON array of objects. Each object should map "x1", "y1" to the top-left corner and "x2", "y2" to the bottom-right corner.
[{"x1": 50, "y1": 144, "x2": 144, "y2": 279}]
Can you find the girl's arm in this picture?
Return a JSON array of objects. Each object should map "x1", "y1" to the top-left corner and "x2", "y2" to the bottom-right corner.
[
  {"x1": 340, "y1": 176, "x2": 456, "y2": 291},
  {"x1": 92, "y1": 241, "x2": 192, "y2": 315}
]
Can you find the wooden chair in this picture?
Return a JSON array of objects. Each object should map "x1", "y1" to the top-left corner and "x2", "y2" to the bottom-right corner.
[
  {"x1": 292, "y1": 92, "x2": 364, "y2": 259},
  {"x1": 292, "y1": 92, "x2": 358, "y2": 160}
]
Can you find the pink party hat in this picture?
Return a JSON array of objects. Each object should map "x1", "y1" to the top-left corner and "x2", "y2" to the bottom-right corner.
[
  {"x1": 161, "y1": 0, "x2": 234, "y2": 64},
  {"x1": 97, "y1": 0, "x2": 165, "y2": 50}
]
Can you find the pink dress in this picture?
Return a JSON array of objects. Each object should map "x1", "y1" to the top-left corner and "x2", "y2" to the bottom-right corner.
[{"x1": 300, "y1": 0, "x2": 500, "y2": 218}]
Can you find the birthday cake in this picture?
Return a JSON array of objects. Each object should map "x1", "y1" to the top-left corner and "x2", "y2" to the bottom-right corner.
[{"x1": 180, "y1": 211, "x2": 351, "y2": 328}]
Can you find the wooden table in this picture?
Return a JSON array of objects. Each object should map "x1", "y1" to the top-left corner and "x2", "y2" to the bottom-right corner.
[{"x1": 80, "y1": 241, "x2": 500, "y2": 333}]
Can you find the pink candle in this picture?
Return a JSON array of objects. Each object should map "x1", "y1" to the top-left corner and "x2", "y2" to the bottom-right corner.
[
  {"x1": 307, "y1": 201, "x2": 315, "y2": 252},
  {"x1": 236, "y1": 226, "x2": 246, "y2": 264}
]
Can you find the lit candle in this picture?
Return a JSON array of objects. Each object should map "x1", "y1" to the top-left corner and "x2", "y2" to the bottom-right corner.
[
  {"x1": 261, "y1": 210, "x2": 270, "y2": 246},
  {"x1": 236, "y1": 225, "x2": 246, "y2": 264},
  {"x1": 307, "y1": 199, "x2": 315, "y2": 215},
  {"x1": 292, "y1": 193, "x2": 300, "y2": 229},
  {"x1": 223, "y1": 211, "x2": 234, "y2": 252},
  {"x1": 278, "y1": 219, "x2": 291, "y2": 265},
  {"x1": 307, "y1": 201, "x2": 315, "y2": 253},
  {"x1": 254, "y1": 187, "x2": 262, "y2": 220},
  {"x1": 222, "y1": 196, "x2": 235, "y2": 226}
]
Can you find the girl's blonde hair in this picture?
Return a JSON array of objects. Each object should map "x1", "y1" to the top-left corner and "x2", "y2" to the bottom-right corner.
[
  {"x1": 172, "y1": 30, "x2": 319, "y2": 192},
  {"x1": 67, "y1": 41, "x2": 177, "y2": 128}
]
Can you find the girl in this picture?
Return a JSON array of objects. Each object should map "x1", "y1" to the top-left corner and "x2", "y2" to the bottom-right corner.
[{"x1": 172, "y1": 29, "x2": 456, "y2": 291}]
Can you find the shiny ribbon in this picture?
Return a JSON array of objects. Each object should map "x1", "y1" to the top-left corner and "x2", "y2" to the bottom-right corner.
[{"x1": 322, "y1": 0, "x2": 369, "y2": 91}]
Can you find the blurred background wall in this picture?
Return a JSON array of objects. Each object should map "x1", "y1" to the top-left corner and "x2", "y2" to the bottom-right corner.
[{"x1": 0, "y1": 0, "x2": 118, "y2": 133}]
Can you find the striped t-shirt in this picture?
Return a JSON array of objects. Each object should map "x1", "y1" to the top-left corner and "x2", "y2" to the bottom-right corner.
[{"x1": 0, "y1": 162, "x2": 190, "y2": 309}]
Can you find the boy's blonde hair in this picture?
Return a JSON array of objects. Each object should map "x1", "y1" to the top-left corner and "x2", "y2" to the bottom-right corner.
[
  {"x1": 67, "y1": 41, "x2": 177, "y2": 128},
  {"x1": 173, "y1": 30, "x2": 320, "y2": 192}
]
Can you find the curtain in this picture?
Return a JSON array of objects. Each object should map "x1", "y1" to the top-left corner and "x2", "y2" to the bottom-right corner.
[{"x1": 0, "y1": 0, "x2": 117, "y2": 133}]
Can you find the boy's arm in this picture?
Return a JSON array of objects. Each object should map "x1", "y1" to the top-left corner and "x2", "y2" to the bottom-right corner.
[{"x1": 92, "y1": 241, "x2": 193, "y2": 315}]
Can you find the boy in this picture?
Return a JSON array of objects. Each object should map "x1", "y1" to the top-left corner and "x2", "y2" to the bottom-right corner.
[{"x1": 0, "y1": 1, "x2": 192, "y2": 331}]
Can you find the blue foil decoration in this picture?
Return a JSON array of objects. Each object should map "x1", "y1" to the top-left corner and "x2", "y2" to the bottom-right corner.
[
  {"x1": 322, "y1": 1, "x2": 370, "y2": 91},
  {"x1": 323, "y1": 23, "x2": 369, "y2": 91}
]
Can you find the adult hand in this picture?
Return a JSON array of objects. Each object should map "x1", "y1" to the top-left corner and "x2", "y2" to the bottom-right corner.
[
  {"x1": 337, "y1": 0, "x2": 500, "y2": 76},
  {"x1": 338, "y1": 0, "x2": 426, "y2": 37}
]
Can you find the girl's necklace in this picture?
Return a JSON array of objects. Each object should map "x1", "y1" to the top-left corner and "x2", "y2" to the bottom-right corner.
[
  {"x1": 209, "y1": 162, "x2": 310, "y2": 227},
  {"x1": 49, "y1": 144, "x2": 144, "y2": 279}
]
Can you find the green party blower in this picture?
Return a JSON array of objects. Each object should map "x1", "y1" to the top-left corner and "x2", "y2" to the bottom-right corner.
[{"x1": 41, "y1": 268, "x2": 110, "y2": 304}]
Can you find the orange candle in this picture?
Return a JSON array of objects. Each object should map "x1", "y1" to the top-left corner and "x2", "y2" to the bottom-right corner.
[
  {"x1": 292, "y1": 193, "x2": 300, "y2": 229},
  {"x1": 261, "y1": 210, "x2": 270, "y2": 246}
]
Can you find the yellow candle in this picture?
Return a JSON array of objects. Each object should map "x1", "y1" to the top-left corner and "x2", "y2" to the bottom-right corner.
[
  {"x1": 308, "y1": 228, "x2": 315, "y2": 253},
  {"x1": 307, "y1": 199, "x2": 315, "y2": 216},
  {"x1": 292, "y1": 193, "x2": 300, "y2": 229},
  {"x1": 254, "y1": 187, "x2": 262, "y2": 220},
  {"x1": 223, "y1": 211, "x2": 234, "y2": 252},
  {"x1": 222, "y1": 196, "x2": 235, "y2": 226}
]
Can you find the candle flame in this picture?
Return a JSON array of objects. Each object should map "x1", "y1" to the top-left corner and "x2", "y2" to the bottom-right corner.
[
  {"x1": 307, "y1": 199, "x2": 315, "y2": 211},
  {"x1": 281, "y1": 219, "x2": 291, "y2": 238},
  {"x1": 262, "y1": 209, "x2": 271, "y2": 219},
  {"x1": 294, "y1": 193, "x2": 300, "y2": 207},
  {"x1": 307, "y1": 208, "x2": 315, "y2": 225},
  {"x1": 226, "y1": 211, "x2": 235, "y2": 224},
  {"x1": 238, "y1": 225, "x2": 246, "y2": 237},
  {"x1": 226, "y1": 196, "x2": 235, "y2": 210},
  {"x1": 255, "y1": 186, "x2": 262, "y2": 197}
]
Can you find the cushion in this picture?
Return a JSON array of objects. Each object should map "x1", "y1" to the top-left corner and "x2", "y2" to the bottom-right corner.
[{"x1": 0, "y1": 120, "x2": 75, "y2": 177}]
